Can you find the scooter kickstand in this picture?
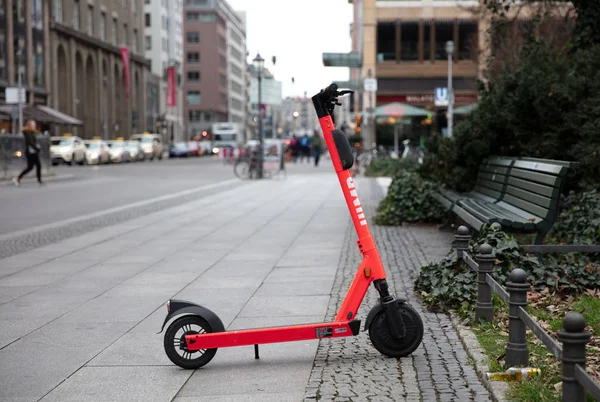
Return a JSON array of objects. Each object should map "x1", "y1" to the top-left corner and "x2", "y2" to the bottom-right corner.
[{"x1": 254, "y1": 344, "x2": 260, "y2": 359}]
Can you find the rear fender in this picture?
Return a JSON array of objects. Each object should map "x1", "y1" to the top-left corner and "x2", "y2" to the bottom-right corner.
[{"x1": 158, "y1": 299, "x2": 225, "y2": 334}]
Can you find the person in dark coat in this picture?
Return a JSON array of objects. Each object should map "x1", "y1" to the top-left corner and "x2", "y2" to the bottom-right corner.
[{"x1": 14, "y1": 119, "x2": 43, "y2": 186}]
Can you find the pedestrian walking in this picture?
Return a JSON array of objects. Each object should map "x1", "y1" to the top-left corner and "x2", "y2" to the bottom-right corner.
[
  {"x1": 300, "y1": 134, "x2": 311, "y2": 163},
  {"x1": 310, "y1": 131, "x2": 323, "y2": 167},
  {"x1": 13, "y1": 119, "x2": 43, "y2": 186},
  {"x1": 290, "y1": 135, "x2": 299, "y2": 163}
]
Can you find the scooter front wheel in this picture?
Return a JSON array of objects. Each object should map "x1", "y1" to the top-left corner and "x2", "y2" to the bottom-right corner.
[
  {"x1": 164, "y1": 315, "x2": 218, "y2": 369},
  {"x1": 368, "y1": 304, "x2": 424, "y2": 358}
]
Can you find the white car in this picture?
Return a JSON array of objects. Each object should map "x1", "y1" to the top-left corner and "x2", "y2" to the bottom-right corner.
[
  {"x1": 84, "y1": 140, "x2": 111, "y2": 165},
  {"x1": 130, "y1": 133, "x2": 163, "y2": 161},
  {"x1": 50, "y1": 136, "x2": 87, "y2": 165},
  {"x1": 108, "y1": 139, "x2": 131, "y2": 163}
]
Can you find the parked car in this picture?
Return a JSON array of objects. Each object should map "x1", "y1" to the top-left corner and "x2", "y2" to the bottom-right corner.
[
  {"x1": 126, "y1": 140, "x2": 145, "y2": 161},
  {"x1": 199, "y1": 140, "x2": 213, "y2": 155},
  {"x1": 187, "y1": 141, "x2": 200, "y2": 156},
  {"x1": 130, "y1": 133, "x2": 163, "y2": 161},
  {"x1": 50, "y1": 135, "x2": 87, "y2": 165},
  {"x1": 169, "y1": 142, "x2": 189, "y2": 158},
  {"x1": 84, "y1": 139, "x2": 110, "y2": 165},
  {"x1": 108, "y1": 138, "x2": 131, "y2": 163}
]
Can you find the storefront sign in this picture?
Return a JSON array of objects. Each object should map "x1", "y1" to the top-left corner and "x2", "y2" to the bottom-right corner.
[{"x1": 378, "y1": 93, "x2": 478, "y2": 106}]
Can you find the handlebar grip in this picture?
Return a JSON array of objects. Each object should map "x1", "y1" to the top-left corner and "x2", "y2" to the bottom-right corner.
[{"x1": 322, "y1": 83, "x2": 338, "y2": 95}]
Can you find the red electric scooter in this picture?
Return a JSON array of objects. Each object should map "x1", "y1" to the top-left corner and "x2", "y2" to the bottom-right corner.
[{"x1": 159, "y1": 83, "x2": 424, "y2": 369}]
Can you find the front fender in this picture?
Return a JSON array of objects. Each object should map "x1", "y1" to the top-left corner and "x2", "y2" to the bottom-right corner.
[
  {"x1": 364, "y1": 304, "x2": 384, "y2": 331},
  {"x1": 158, "y1": 299, "x2": 225, "y2": 334}
]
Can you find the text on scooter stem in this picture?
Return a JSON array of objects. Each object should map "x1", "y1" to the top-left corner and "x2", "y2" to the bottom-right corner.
[{"x1": 346, "y1": 177, "x2": 367, "y2": 226}]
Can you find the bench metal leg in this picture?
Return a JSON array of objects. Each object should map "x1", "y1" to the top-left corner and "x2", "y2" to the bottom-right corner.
[{"x1": 533, "y1": 229, "x2": 549, "y2": 265}]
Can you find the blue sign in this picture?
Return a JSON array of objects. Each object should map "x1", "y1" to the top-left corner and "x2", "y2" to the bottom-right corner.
[{"x1": 435, "y1": 87, "x2": 448, "y2": 106}]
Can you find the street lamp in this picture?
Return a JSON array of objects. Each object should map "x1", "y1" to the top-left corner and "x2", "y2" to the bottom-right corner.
[
  {"x1": 253, "y1": 53, "x2": 265, "y2": 179},
  {"x1": 445, "y1": 40, "x2": 455, "y2": 138}
]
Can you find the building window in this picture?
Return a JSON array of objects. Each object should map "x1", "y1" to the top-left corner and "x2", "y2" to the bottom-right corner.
[
  {"x1": 34, "y1": 41, "x2": 44, "y2": 87},
  {"x1": 112, "y1": 18, "x2": 117, "y2": 44},
  {"x1": 145, "y1": 13, "x2": 151, "y2": 27},
  {"x1": 73, "y1": 1, "x2": 80, "y2": 30},
  {"x1": 198, "y1": 13, "x2": 216, "y2": 22},
  {"x1": 187, "y1": 52, "x2": 200, "y2": 63},
  {"x1": 32, "y1": 0, "x2": 43, "y2": 30},
  {"x1": 423, "y1": 22, "x2": 431, "y2": 60},
  {"x1": 458, "y1": 22, "x2": 478, "y2": 60},
  {"x1": 231, "y1": 64, "x2": 242, "y2": 77},
  {"x1": 376, "y1": 22, "x2": 395, "y2": 61},
  {"x1": 187, "y1": 12, "x2": 198, "y2": 21},
  {"x1": 187, "y1": 32, "x2": 199, "y2": 43},
  {"x1": 162, "y1": 38, "x2": 168, "y2": 50},
  {"x1": 100, "y1": 13, "x2": 106, "y2": 40},
  {"x1": 0, "y1": 32, "x2": 6, "y2": 80},
  {"x1": 186, "y1": 0, "x2": 208, "y2": 5},
  {"x1": 400, "y1": 22, "x2": 418, "y2": 61},
  {"x1": 54, "y1": 0, "x2": 63, "y2": 22},
  {"x1": 145, "y1": 35, "x2": 152, "y2": 50},
  {"x1": 187, "y1": 91, "x2": 201, "y2": 104},
  {"x1": 219, "y1": 55, "x2": 226, "y2": 69},
  {"x1": 16, "y1": 0, "x2": 25, "y2": 24},
  {"x1": 14, "y1": 37, "x2": 26, "y2": 84},
  {"x1": 434, "y1": 22, "x2": 454, "y2": 60},
  {"x1": 133, "y1": 29, "x2": 138, "y2": 53},
  {"x1": 187, "y1": 71, "x2": 200, "y2": 82},
  {"x1": 88, "y1": 5, "x2": 94, "y2": 36},
  {"x1": 219, "y1": 74, "x2": 226, "y2": 87},
  {"x1": 188, "y1": 110, "x2": 202, "y2": 121},
  {"x1": 123, "y1": 24, "x2": 128, "y2": 46},
  {"x1": 230, "y1": 46, "x2": 242, "y2": 61}
]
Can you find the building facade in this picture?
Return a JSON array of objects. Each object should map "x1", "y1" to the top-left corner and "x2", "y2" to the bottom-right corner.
[
  {"x1": 0, "y1": 0, "x2": 52, "y2": 132},
  {"x1": 183, "y1": 0, "x2": 246, "y2": 138},
  {"x1": 345, "y1": 0, "x2": 483, "y2": 144},
  {"x1": 49, "y1": 0, "x2": 148, "y2": 139},
  {"x1": 143, "y1": 0, "x2": 184, "y2": 142}
]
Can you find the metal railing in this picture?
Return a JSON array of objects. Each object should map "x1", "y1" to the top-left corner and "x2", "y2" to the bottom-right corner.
[
  {"x1": 454, "y1": 226, "x2": 600, "y2": 401},
  {"x1": 0, "y1": 135, "x2": 51, "y2": 180}
]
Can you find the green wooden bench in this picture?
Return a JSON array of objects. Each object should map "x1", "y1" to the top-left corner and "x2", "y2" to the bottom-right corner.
[{"x1": 434, "y1": 156, "x2": 578, "y2": 244}]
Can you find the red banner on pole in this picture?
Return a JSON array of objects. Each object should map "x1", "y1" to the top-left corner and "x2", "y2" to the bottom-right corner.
[
  {"x1": 120, "y1": 46, "x2": 130, "y2": 99},
  {"x1": 166, "y1": 66, "x2": 176, "y2": 107}
]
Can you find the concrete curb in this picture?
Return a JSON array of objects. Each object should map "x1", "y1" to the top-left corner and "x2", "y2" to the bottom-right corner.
[{"x1": 449, "y1": 313, "x2": 510, "y2": 402}]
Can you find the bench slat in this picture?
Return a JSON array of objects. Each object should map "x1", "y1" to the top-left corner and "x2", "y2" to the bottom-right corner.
[
  {"x1": 502, "y1": 194, "x2": 551, "y2": 219},
  {"x1": 452, "y1": 204, "x2": 484, "y2": 231},
  {"x1": 479, "y1": 166, "x2": 510, "y2": 175},
  {"x1": 475, "y1": 180, "x2": 504, "y2": 193},
  {"x1": 432, "y1": 192, "x2": 453, "y2": 210},
  {"x1": 512, "y1": 160, "x2": 568, "y2": 175},
  {"x1": 510, "y1": 168, "x2": 562, "y2": 187},
  {"x1": 474, "y1": 186, "x2": 502, "y2": 200},
  {"x1": 459, "y1": 199, "x2": 538, "y2": 230},
  {"x1": 507, "y1": 177, "x2": 558, "y2": 199},
  {"x1": 505, "y1": 185, "x2": 555, "y2": 209}
]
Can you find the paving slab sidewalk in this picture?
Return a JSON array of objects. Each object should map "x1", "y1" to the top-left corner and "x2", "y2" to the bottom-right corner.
[{"x1": 0, "y1": 174, "x2": 347, "y2": 402}]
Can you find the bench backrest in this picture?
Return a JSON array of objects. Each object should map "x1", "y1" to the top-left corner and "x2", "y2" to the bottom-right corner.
[
  {"x1": 502, "y1": 159, "x2": 571, "y2": 220},
  {"x1": 472, "y1": 157, "x2": 515, "y2": 201}
]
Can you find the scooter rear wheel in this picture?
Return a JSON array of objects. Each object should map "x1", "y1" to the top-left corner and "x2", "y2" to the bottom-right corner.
[
  {"x1": 164, "y1": 315, "x2": 218, "y2": 369},
  {"x1": 368, "y1": 304, "x2": 424, "y2": 358}
]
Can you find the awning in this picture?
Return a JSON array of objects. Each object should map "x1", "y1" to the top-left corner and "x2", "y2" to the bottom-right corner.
[
  {"x1": 453, "y1": 103, "x2": 478, "y2": 115},
  {"x1": 0, "y1": 104, "x2": 83, "y2": 125},
  {"x1": 375, "y1": 102, "x2": 430, "y2": 117},
  {"x1": 36, "y1": 105, "x2": 83, "y2": 126}
]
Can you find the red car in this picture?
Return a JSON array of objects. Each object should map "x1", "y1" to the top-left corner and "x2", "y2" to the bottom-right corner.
[{"x1": 187, "y1": 141, "x2": 200, "y2": 156}]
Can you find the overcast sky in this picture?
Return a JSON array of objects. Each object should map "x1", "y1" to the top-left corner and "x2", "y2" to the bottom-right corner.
[{"x1": 226, "y1": 0, "x2": 354, "y2": 98}]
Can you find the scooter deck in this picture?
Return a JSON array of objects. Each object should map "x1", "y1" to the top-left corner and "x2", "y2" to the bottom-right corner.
[{"x1": 185, "y1": 320, "x2": 361, "y2": 351}]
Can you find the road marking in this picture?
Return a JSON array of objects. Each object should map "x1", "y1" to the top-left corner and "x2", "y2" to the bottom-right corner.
[{"x1": 0, "y1": 179, "x2": 240, "y2": 241}]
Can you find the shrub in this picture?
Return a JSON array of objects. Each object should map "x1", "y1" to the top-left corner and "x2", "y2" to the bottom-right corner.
[
  {"x1": 374, "y1": 171, "x2": 445, "y2": 225},
  {"x1": 364, "y1": 157, "x2": 418, "y2": 177},
  {"x1": 415, "y1": 225, "x2": 600, "y2": 316}
]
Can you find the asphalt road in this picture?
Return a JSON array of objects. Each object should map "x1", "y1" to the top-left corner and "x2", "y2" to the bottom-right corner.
[{"x1": 0, "y1": 157, "x2": 238, "y2": 235}]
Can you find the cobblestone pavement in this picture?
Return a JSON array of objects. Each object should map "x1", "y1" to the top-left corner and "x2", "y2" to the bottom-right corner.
[{"x1": 304, "y1": 178, "x2": 492, "y2": 402}]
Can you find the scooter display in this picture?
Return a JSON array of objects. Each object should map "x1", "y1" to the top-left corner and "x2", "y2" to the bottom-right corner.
[{"x1": 159, "y1": 83, "x2": 425, "y2": 369}]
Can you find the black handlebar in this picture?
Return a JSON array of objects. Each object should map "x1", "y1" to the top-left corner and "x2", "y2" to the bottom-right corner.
[{"x1": 312, "y1": 83, "x2": 354, "y2": 119}]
